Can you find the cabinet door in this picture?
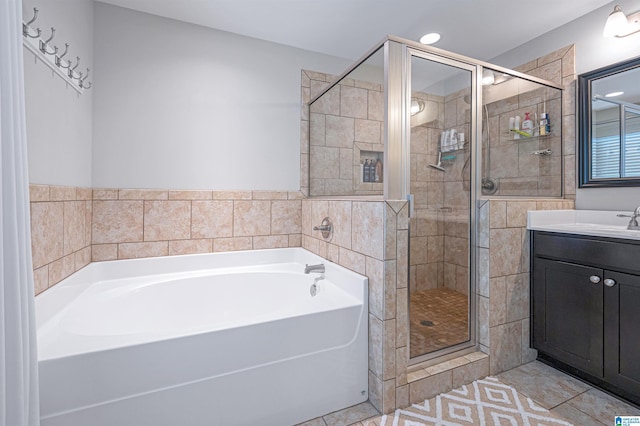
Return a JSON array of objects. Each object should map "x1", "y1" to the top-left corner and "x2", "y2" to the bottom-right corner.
[
  {"x1": 604, "y1": 270, "x2": 640, "y2": 401},
  {"x1": 533, "y1": 258, "x2": 604, "y2": 377}
]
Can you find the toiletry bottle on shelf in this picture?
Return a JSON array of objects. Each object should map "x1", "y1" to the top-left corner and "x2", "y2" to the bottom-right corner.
[
  {"x1": 541, "y1": 112, "x2": 551, "y2": 135},
  {"x1": 367, "y1": 159, "x2": 374, "y2": 182},
  {"x1": 375, "y1": 159, "x2": 382, "y2": 182},
  {"x1": 441, "y1": 130, "x2": 450, "y2": 152},
  {"x1": 363, "y1": 159, "x2": 370, "y2": 182},
  {"x1": 539, "y1": 117, "x2": 547, "y2": 136},
  {"x1": 514, "y1": 116, "x2": 521, "y2": 139},
  {"x1": 522, "y1": 112, "x2": 533, "y2": 137},
  {"x1": 450, "y1": 129, "x2": 458, "y2": 150}
]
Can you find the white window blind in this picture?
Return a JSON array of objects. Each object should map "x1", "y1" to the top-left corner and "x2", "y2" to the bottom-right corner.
[{"x1": 592, "y1": 109, "x2": 640, "y2": 179}]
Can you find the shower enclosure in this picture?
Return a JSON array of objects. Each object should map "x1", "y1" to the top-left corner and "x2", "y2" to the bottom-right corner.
[{"x1": 308, "y1": 36, "x2": 563, "y2": 364}]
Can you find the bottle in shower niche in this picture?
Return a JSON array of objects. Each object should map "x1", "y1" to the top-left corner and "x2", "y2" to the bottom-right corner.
[
  {"x1": 368, "y1": 159, "x2": 375, "y2": 182},
  {"x1": 363, "y1": 159, "x2": 370, "y2": 182},
  {"x1": 375, "y1": 158, "x2": 383, "y2": 182}
]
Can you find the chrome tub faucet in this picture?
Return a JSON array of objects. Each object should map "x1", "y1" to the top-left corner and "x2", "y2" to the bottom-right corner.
[{"x1": 304, "y1": 263, "x2": 325, "y2": 274}]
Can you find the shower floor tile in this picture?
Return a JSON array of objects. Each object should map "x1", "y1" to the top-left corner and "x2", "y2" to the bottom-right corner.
[{"x1": 409, "y1": 288, "x2": 469, "y2": 358}]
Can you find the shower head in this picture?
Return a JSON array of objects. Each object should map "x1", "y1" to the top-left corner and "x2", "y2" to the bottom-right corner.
[{"x1": 429, "y1": 151, "x2": 445, "y2": 172}]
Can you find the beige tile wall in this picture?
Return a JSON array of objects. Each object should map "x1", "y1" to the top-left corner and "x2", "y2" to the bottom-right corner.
[
  {"x1": 29, "y1": 185, "x2": 93, "y2": 295},
  {"x1": 30, "y1": 185, "x2": 303, "y2": 295},
  {"x1": 92, "y1": 189, "x2": 303, "y2": 261},
  {"x1": 303, "y1": 70, "x2": 385, "y2": 197},
  {"x1": 477, "y1": 198, "x2": 575, "y2": 375},
  {"x1": 301, "y1": 198, "x2": 409, "y2": 414},
  {"x1": 488, "y1": 44, "x2": 576, "y2": 198},
  {"x1": 515, "y1": 45, "x2": 577, "y2": 199}
]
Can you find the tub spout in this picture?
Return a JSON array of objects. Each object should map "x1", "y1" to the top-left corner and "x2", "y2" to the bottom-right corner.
[{"x1": 304, "y1": 263, "x2": 325, "y2": 274}]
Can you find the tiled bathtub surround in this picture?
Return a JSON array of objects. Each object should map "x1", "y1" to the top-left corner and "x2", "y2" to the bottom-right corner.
[
  {"x1": 29, "y1": 185, "x2": 92, "y2": 295},
  {"x1": 29, "y1": 185, "x2": 303, "y2": 295},
  {"x1": 91, "y1": 189, "x2": 303, "y2": 262}
]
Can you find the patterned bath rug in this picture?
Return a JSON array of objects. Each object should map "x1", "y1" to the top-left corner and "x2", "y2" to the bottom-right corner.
[{"x1": 368, "y1": 377, "x2": 573, "y2": 425}]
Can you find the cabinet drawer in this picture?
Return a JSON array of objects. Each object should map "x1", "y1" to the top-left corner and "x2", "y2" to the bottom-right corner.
[{"x1": 533, "y1": 232, "x2": 640, "y2": 273}]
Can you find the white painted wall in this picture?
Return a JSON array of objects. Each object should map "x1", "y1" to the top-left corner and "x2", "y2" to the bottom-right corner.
[
  {"x1": 491, "y1": 0, "x2": 640, "y2": 211},
  {"x1": 92, "y1": 3, "x2": 351, "y2": 190},
  {"x1": 23, "y1": 0, "x2": 94, "y2": 187}
]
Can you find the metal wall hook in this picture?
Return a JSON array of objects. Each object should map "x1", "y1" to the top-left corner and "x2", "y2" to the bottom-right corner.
[
  {"x1": 68, "y1": 56, "x2": 80, "y2": 78},
  {"x1": 44, "y1": 27, "x2": 56, "y2": 44},
  {"x1": 22, "y1": 8, "x2": 41, "y2": 38},
  {"x1": 39, "y1": 27, "x2": 57, "y2": 55},
  {"x1": 55, "y1": 43, "x2": 70, "y2": 67},
  {"x1": 26, "y1": 8, "x2": 39, "y2": 26},
  {"x1": 79, "y1": 68, "x2": 91, "y2": 87}
]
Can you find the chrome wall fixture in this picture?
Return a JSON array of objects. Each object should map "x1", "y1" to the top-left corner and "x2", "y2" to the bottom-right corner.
[{"x1": 22, "y1": 8, "x2": 91, "y2": 94}]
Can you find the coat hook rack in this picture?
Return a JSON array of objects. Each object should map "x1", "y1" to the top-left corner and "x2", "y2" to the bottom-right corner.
[{"x1": 21, "y1": 7, "x2": 91, "y2": 94}]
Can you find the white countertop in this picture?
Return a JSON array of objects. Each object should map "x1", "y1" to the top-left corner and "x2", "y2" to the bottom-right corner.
[{"x1": 527, "y1": 210, "x2": 640, "y2": 241}]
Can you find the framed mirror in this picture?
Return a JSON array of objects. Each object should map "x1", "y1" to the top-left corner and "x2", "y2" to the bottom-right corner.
[{"x1": 578, "y1": 55, "x2": 640, "y2": 187}]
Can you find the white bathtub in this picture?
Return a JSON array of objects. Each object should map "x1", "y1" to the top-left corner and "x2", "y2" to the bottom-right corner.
[{"x1": 36, "y1": 248, "x2": 368, "y2": 426}]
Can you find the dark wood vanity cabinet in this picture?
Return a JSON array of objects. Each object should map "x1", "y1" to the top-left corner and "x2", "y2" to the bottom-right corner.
[{"x1": 531, "y1": 231, "x2": 640, "y2": 405}]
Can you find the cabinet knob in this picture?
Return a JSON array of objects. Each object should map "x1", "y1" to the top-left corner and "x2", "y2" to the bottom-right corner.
[
  {"x1": 604, "y1": 278, "x2": 616, "y2": 287},
  {"x1": 590, "y1": 275, "x2": 601, "y2": 284}
]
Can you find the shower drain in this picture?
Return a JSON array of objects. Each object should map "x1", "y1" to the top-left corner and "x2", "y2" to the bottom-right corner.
[{"x1": 420, "y1": 320, "x2": 435, "y2": 327}]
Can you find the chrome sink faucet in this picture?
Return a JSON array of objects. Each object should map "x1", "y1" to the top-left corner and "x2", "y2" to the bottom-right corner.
[
  {"x1": 304, "y1": 263, "x2": 325, "y2": 274},
  {"x1": 617, "y1": 206, "x2": 640, "y2": 230}
]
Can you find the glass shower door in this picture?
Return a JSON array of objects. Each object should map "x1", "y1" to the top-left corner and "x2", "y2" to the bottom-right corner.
[{"x1": 408, "y1": 52, "x2": 475, "y2": 361}]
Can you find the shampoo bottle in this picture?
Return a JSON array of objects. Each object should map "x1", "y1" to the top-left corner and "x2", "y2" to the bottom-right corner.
[
  {"x1": 363, "y1": 159, "x2": 370, "y2": 182},
  {"x1": 370, "y1": 159, "x2": 377, "y2": 182},
  {"x1": 522, "y1": 112, "x2": 533, "y2": 137},
  {"x1": 375, "y1": 159, "x2": 382, "y2": 183},
  {"x1": 514, "y1": 116, "x2": 521, "y2": 139}
]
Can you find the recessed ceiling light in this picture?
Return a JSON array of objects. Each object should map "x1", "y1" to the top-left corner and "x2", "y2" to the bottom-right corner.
[
  {"x1": 419, "y1": 33, "x2": 441, "y2": 45},
  {"x1": 605, "y1": 91, "x2": 624, "y2": 97}
]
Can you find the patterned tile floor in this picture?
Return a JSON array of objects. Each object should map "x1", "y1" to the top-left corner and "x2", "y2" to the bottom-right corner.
[
  {"x1": 409, "y1": 288, "x2": 469, "y2": 358},
  {"x1": 298, "y1": 361, "x2": 640, "y2": 426}
]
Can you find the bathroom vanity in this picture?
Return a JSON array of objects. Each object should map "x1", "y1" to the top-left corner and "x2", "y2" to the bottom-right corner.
[{"x1": 528, "y1": 210, "x2": 640, "y2": 406}]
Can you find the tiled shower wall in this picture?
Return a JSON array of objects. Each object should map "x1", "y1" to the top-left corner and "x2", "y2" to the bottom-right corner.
[
  {"x1": 30, "y1": 185, "x2": 303, "y2": 295},
  {"x1": 303, "y1": 70, "x2": 384, "y2": 197},
  {"x1": 482, "y1": 46, "x2": 573, "y2": 197},
  {"x1": 410, "y1": 87, "x2": 471, "y2": 297},
  {"x1": 513, "y1": 44, "x2": 576, "y2": 199}
]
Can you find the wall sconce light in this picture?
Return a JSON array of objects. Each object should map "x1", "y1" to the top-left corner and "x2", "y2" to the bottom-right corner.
[
  {"x1": 603, "y1": 4, "x2": 640, "y2": 38},
  {"x1": 482, "y1": 69, "x2": 495, "y2": 85},
  {"x1": 410, "y1": 99, "x2": 425, "y2": 116}
]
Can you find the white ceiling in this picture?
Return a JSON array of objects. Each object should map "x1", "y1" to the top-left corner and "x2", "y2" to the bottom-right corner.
[{"x1": 97, "y1": 0, "x2": 614, "y2": 61}]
